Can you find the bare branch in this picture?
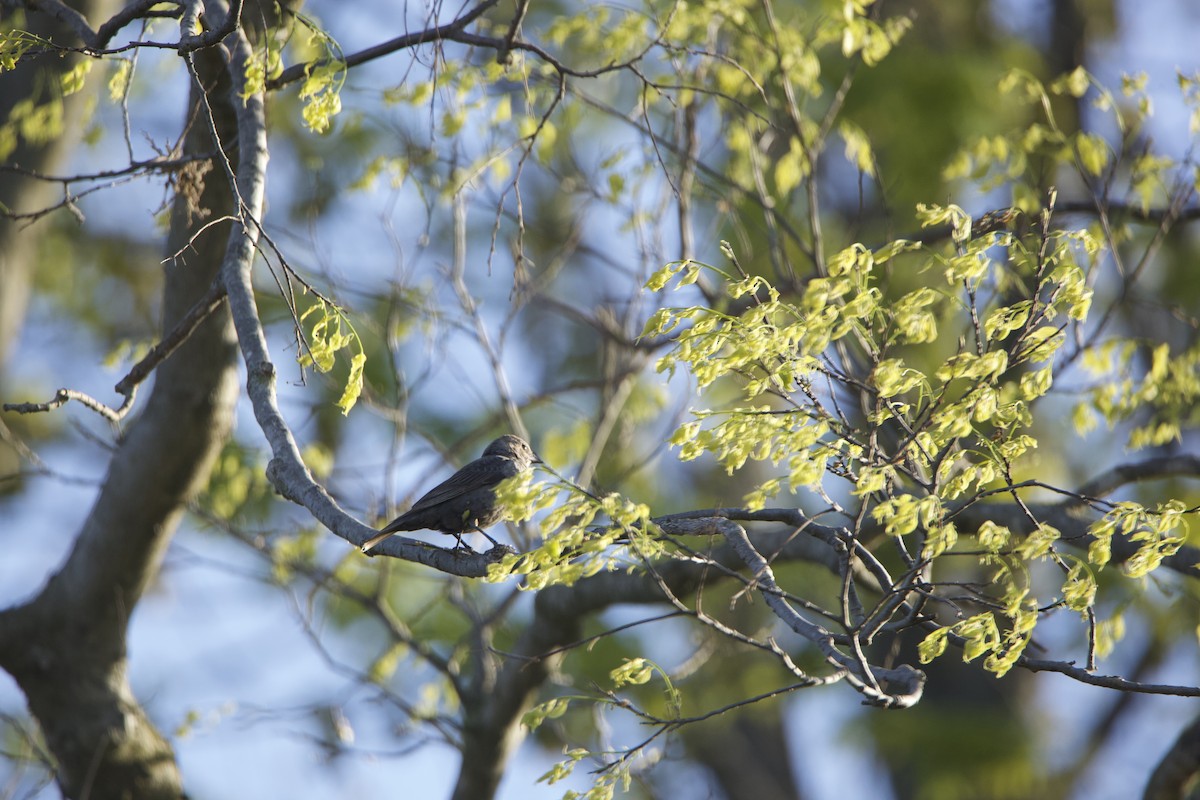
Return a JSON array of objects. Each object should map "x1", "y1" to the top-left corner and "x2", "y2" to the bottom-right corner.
[
  {"x1": 113, "y1": 275, "x2": 228, "y2": 396},
  {"x1": 94, "y1": 0, "x2": 179, "y2": 49},
  {"x1": 904, "y1": 199, "x2": 1200, "y2": 248},
  {"x1": 1056, "y1": 198, "x2": 1200, "y2": 225},
  {"x1": 18, "y1": 0, "x2": 182, "y2": 50},
  {"x1": 266, "y1": 0, "x2": 504, "y2": 90},
  {"x1": 3, "y1": 272, "x2": 228, "y2": 422},
  {"x1": 3, "y1": 386, "x2": 134, "y2": 423},
  {"x1": 0, "y1": 153, "x2": 214, "y2": 185},
  {"x1": 718, "y1": 517, "x2": 926, "y2": 708},
  {"x1": 1019, "y1": 657, "x2": 1200, "y2": 697}
]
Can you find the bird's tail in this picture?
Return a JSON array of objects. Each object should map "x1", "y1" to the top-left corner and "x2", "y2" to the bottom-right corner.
[{"x1": 360, "y1": 529, "x2": 393, "y2": 553}]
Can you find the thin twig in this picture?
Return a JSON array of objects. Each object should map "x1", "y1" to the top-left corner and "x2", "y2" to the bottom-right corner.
[{"x1": 113, "y1": 277, "x2": 229, "y2": 396}]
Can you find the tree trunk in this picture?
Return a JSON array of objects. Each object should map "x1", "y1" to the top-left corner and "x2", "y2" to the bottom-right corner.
[
  {"x1": 1144, "y1": 714, "x2": 1200, "y2": 800},
  {"x1": 0, "y1": 37, "x2": 241, "y2": 800}
]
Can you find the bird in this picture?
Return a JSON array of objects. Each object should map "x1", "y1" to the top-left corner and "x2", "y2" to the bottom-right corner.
[{"x1": 361, "y1": 434, "x2": 541, "y2": 554}]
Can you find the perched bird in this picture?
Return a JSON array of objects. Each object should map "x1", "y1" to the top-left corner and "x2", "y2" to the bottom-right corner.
[{"x1": 361, "y1": 434, "x2": 541, "y2": 553}]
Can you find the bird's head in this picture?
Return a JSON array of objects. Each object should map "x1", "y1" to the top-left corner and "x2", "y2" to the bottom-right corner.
[{"x1": 484, "y1": 434, "x2": 542, "y2": 468}]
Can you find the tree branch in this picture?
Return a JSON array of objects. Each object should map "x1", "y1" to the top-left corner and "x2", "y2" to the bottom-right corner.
[
  {"x1": 17, "y1": 0, "x2": 183, "y2": 50},
  {"x1": 1077, "y1": 454, "x2": 1200, "y2": 498},
  {"x1": 113, "y1": 276, "x2": 228, "y2": 395},
  {"x1": 954, "y1": 500, "x2": 1200, "y2": 580},
  {"x1": 1019, "y1": 658, "x2": 1200, "y2": 697},
  {"x1": 23, "y1": 0, "x2": 100, "y2": 48},
  {"x1": 449, "y1": 518, "x2": 881, "y2": 798},
  {"x1": 718, "y1": 518, "x2": 926, "y2": 708},
  {"x1": 266, "y1": 0, "x2": 504, "y2": 90},
  {"x1": 904, "y1": 200, "x2": 1200, "y2": 247},
  {"x1": 199, "y1": 0, "x2": 504, "y2": 577},
  {"x1": 94, "y1": 0, "x2": 177, "y2": 49},
  {"x1": 2, "y1": 273, "x2": 230, "y2": 422},
  {"x1": 2, "y1": 386, "x2": 134, "y2": 423},
  {"x1": 177, "y1": 0, "x2": 241, "y2": 53}
]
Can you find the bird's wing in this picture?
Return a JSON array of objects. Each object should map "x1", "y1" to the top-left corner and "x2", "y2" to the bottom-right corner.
[{"x1": 408, "y1": 455, "x2": 518, "y2": 511}]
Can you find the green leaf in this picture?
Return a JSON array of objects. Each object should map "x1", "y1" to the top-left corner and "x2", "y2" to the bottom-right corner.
[
  {"x1": 957, "y1": 613, "x2": 1000, "y2": 662},
  {"x1": 918, "y1": 627, "x2": 949, "y2": 663},
  {"x1": 108, "y1": 59, "x2": 132, "y2": 102},
  {"x1": 1075, "y1": 131, "x2": 1109, "y2": 176},
  {"x1": 522, "y1": 697, "x2": 572, "y2": 731},
  {"x1": 537, "y1": 748, "x2": 587, "y2": 785},
  {"x1": 609, "y1": 657, "x2": 654, "y2": 686},
  {"x1": 1019, "y1": 367, "x2": 1053, "y2": 400},
  {"x1": 368, "y1": 642, "x2": 407, "y2": 684},
  {"x1": 60, "y1": 60, "x2": 91, "y2": 96},
  {"x1": 774, "y1": 140, "x2": 806, "y2": 195},
  {"x1": 872, "y1": 358, "x2": 924, "y2": 397},
  {"x1": 839, "y1": 120, "x2": 876, "y2": 176},
  {"x1": 335, "y1": 352, "x2": 366, "y2": 415},
  {"x1": 984, "y1": 302, "x2": 1031, "y2": 341},
  {"x1": 1014, "y1": 523, "x2": 1060, "y2": 561},
  {"x1": 976, "y1": 521, "x2": 1011, "y2": 553},
  {"x1": 922, "y1": 522, "x2": 958, "y2": 560},
  {"x1": 1063, "y1": 559, "x2": 1096, "y2": 611},
  {"x1": 645, "y1": 262, "x2": 684, "y2": 291},
  {"x1": 1052, "y1": 66, "x2": 1091, "y2": 98},
  {"x1": 298, "y1": 299, "x2": 366, "y2": 414},
  {"x1": 1095, "y1": 614, "x2": 1126, "y2": 659}
]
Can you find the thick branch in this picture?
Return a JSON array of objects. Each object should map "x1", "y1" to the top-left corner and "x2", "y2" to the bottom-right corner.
[
  {"x1": 202, "y1": 0, "x2": 497, "y2": 577},
  {"x1": 1077, "y1": 454, "x2": 1200, "y2": 498},
  {"x1": 17, "y1": 0, "x2": 180, "y2": 50},
  {"x1": 23, "y1": 0, "x2": 98, "y2": 47},
  {"x1": 668, "y1": 474, "x2": 1200, "y2": 581},
  {"x1": 94, "y1": 0, "x2": 175, "y2": 48},
  {"x1": 177, "y1": 0, "x2": 241, "y2": 52}
]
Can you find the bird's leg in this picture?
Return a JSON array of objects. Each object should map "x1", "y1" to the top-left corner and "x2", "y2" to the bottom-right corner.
[
  {"x1": 474, "y1": 526, "x2": 501, "y2": 547},
  {"x1": 450, "y1": 532, "x2": 471, "y2": 550}
]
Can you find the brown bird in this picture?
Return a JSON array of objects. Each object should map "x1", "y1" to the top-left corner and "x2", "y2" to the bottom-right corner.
[{"x1": 361, "y1": 434, "x2": 541, "y2": 553}]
